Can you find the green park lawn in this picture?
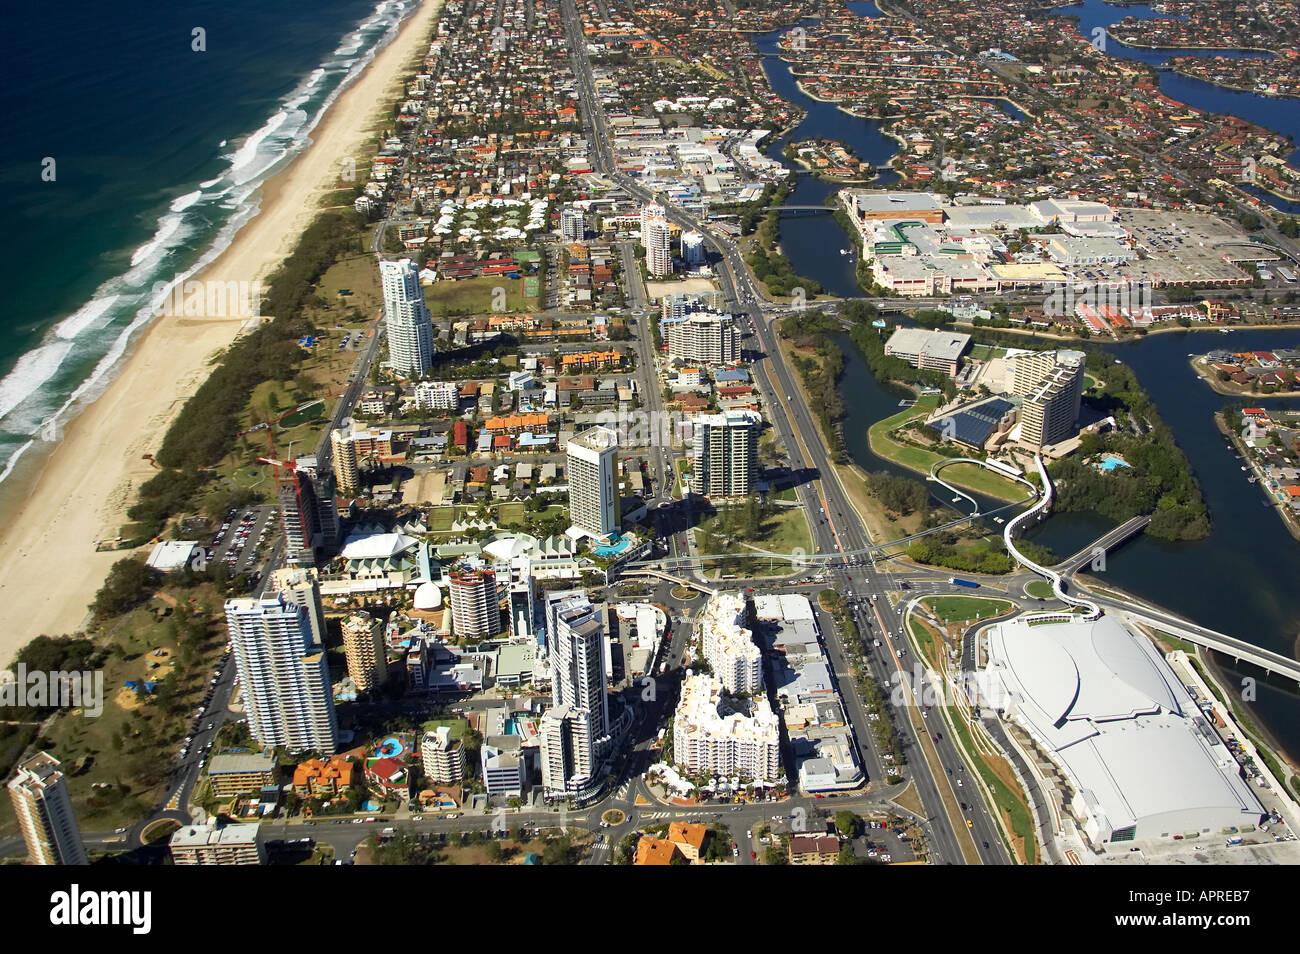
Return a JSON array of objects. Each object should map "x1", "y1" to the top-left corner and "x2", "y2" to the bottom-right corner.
[
  {"x1": 425, "y1": 275, "x2": 532, "y2": 316},
  {"x1": 921, "y1": 596, "x2": 1015, "y2": 624},
  {"x1": 867, "y1": 394, "x2": 1026, "y2": 503},
  {"x1": 1024, "y1": 579, "x2": 1055, "y2": 599}
]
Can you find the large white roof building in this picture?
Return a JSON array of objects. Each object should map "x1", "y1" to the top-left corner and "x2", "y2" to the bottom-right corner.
[
  {"x1": 978, "y1": 613, "x2": 1264, "y2": 848},
  {"x1": 699, "y1": 592, "x2": 762, "y2": 695},
  {"x1": 673, "y1": 673, "x2": 780, "y2": 783}
]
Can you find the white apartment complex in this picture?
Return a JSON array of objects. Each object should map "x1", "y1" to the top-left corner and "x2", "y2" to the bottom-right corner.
[
  {"x1": 169, "y1": 821, "x2": 266, "y2": 865},
  {"x1": 560, "y1": 206, "x2": 585, "y2": 243},
  {"x1": 224, "y1": 582, "x2": 339, "y2": 753},
  {"x1": 681, "y1": 230, "x2": 707, "y2": 267},
  {"x1": 663, "y1": 312, "x2": 740, "y2": 366},
  {"x1": 699, "y1": 592, "x2": 762, "y2": 695},
  {"x1": 381, "y1": 258, "x2": 436, "y2": 378},
  {"x1": 673, "y1": 673, "x2": 781, "y2": 782},
  {"x1": 421, "y1": 725, "x2": 467, "y2": 785},
  {"x1": 540, "y1": 704, "x2": 597, "y2": 799},
  {"x1": 415, "y1": 380, "x2": 460, "y2": 411},
  {"x1": 566, "y1": 425, "x2": 619, "y2": 538}
]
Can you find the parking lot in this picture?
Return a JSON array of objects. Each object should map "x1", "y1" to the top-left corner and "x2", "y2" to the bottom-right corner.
[{"x1": 210, "y1": 504, "x2": 278, "y2": 576}]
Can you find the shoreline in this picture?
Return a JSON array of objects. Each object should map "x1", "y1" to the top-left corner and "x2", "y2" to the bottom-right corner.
[
  {"x1": 1213, "y1": 410, "x2": 1300, "y2": 543},
  {"x1": 0, "y1": 0, "x2": 445, "y2": 666},
  {"x1": 954, "y1": 318, "x2": 1300, "y2": 343},
  {"x1": 1167, "y1": 66, "x2": 1300, "y2": 102},
  {"x1": 1189, "y1": 353, "x2": 1300, "y2": 398},
  {"x1": 1093, "y1": 575, "x2": 1298, "y2": 773}
]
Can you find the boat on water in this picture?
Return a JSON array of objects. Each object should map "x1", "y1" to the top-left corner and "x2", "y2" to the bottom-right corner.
[{"x1": 839, "y1": 249, "x2": 848, "y2": 255}]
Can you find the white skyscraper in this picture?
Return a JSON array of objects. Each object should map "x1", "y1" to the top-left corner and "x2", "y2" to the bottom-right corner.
[
  {"x1": 540, "y1": 704, "x2": 596, "y2": 798},
  {"x1": 560, "y1": 207, "x2": 585, "y2": 243},
  {"x1": 643, "y1": 215, "x2": 673, "y2": 277},
  {"x1": 639, "y1": 201, "x2": 666, "y2": 242},
  {"x1": 540, "y1": 592, "x2": 610, "y2": 801},
  {"x1": 548, "y1": 594, "x2": 610, "y2": 738},
  {"x1": 699, "y1": 592, "x2": 763, "y2": 695},
  {"x1": 448, "y1": 566, "x2": 502, "y2": 639},
  {"x1": 566, "y1": 425, "x2": 619, "y2": 538},
  {"x1": 225, "y1": 582, "x2": 339, "y2": 753},
  {"x1": 8, "y1": 752, "x2": 88, "y2": 866},
  {"x1": 380, "y1": 258, "x2": 436, "y2": 378},
  {"x1": 681, "y1": 230, "x2": 707, "y2": 267}
]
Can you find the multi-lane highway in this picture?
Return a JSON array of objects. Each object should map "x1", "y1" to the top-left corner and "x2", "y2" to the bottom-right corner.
[{"x1": 560, "y1": 0, "x2": 1009, "y2": 863}]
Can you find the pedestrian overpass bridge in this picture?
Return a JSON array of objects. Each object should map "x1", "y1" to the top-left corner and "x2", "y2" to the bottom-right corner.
[{"x1": 1011, "y1": 455, "x2": 1300, "y2": 684}]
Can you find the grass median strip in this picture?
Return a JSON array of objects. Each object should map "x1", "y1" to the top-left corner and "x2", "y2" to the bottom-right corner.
[{"x1": 946, "y1": 710, "x2": 1037, "y2": 865}]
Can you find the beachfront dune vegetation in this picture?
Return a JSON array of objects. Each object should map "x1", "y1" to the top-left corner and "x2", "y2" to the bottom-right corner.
[
  {"x1": 129, "y1": 212, "x2": 365, "y2": 529},
  {"x1": 91, "y1": 558, "x2": 160, "y2": 620}
]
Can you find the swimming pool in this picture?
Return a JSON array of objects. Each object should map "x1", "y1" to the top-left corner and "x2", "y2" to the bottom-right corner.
[
  {"x1": 375, "y1": 736, "x2": 406, "y2": 758},
  {"x1": 593, "y1": 535, "x2": 632, "y2": 557},
  {"x1": 1097, "y1": 455, "x2": 1132, "y2": 472}
]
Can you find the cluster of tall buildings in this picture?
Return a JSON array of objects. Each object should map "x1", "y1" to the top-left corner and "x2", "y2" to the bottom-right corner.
[{"x1": 380, "y1": 258, "x2": 436, "y2": 379}]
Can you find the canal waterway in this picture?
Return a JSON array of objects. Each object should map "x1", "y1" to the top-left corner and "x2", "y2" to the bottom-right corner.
[
  {"x1": 753, "y1": 4, "x2": 1300, "y2": 754},
  {"x1": 1048, "y1": 0, "x2": 1299, "y2": 174}
]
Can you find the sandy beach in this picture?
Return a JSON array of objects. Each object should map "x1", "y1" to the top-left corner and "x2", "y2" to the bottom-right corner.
[{"x1": 0, "y1": 0, "x2": 442, "y2": 665}]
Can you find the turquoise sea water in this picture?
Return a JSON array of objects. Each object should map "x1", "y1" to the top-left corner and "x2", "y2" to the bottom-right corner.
[{"x1": 0, "y1": 0, "x2": 421, "y2": 484}]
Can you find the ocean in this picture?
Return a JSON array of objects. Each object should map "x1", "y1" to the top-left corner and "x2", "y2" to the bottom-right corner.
[{"x1": 0, "y1": 0, "x2": 421, "y2": 485}]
